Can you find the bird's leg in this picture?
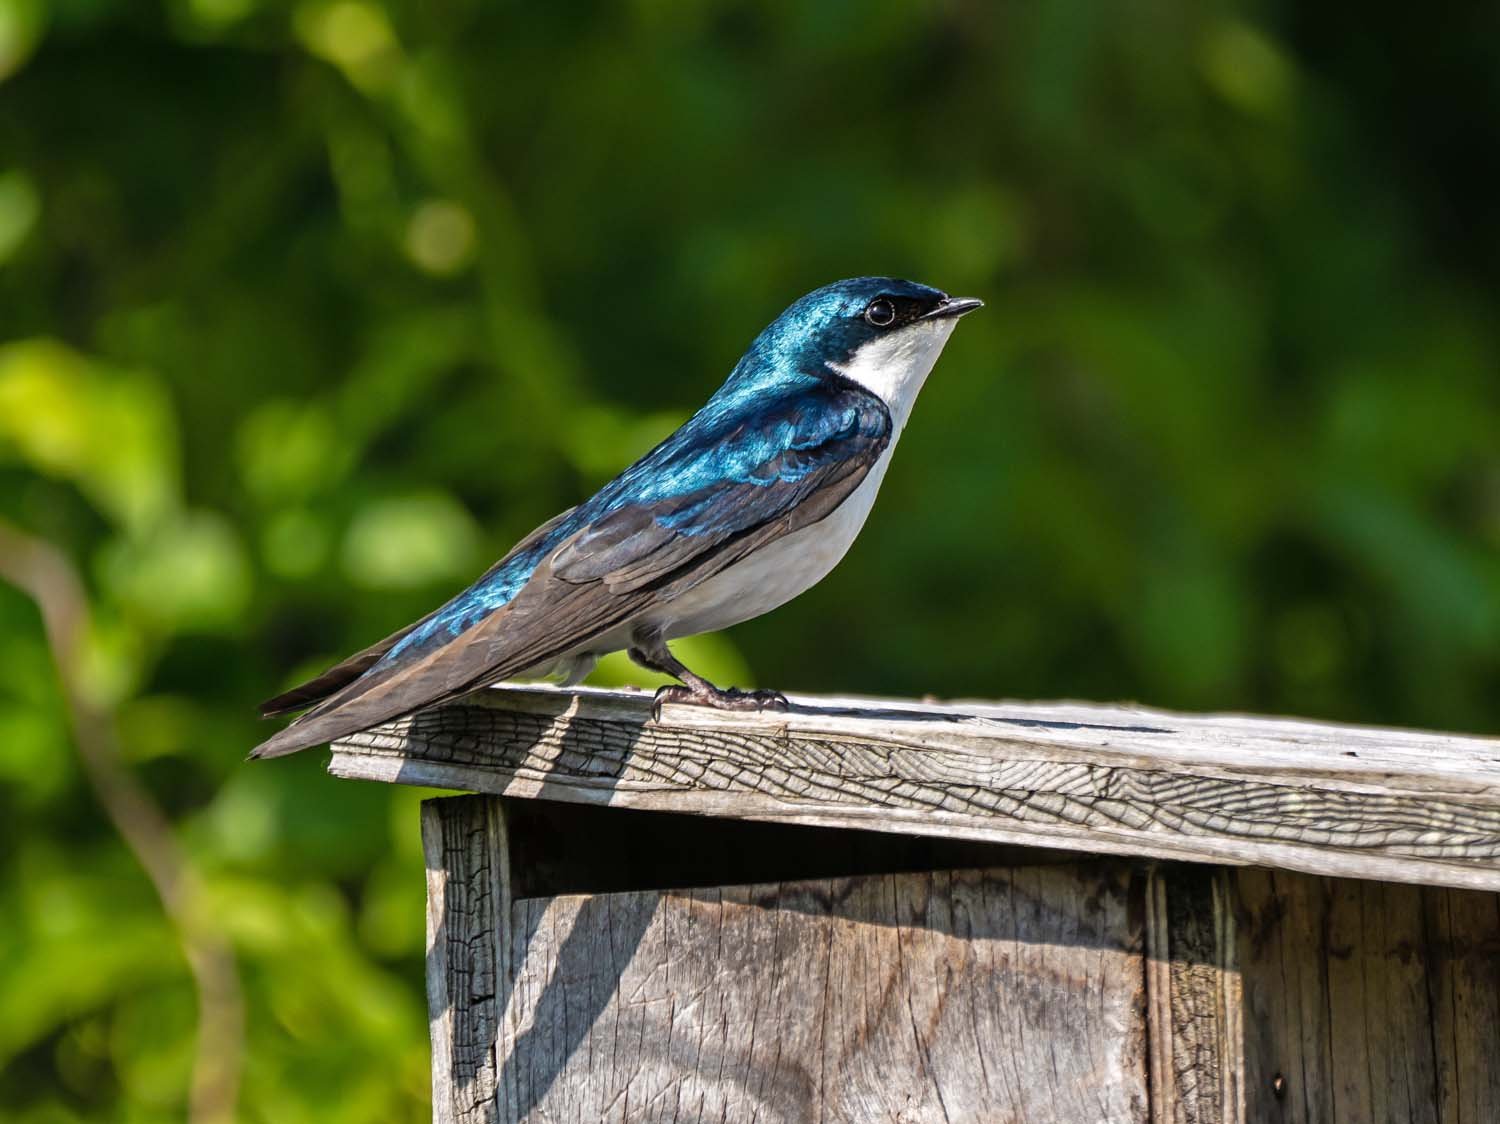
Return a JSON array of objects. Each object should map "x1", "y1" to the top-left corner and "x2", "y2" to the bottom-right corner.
[{"x1": 627, "y1": 627, "x2": 789, "y2": 722}]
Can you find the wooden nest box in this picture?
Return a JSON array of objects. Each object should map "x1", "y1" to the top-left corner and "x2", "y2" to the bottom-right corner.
[{"x1": 330, "y1": 686, "x2": 1500, "y2": 1123}]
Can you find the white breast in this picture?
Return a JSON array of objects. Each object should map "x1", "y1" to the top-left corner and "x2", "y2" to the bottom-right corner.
[{"x1": 653, "y1": 447, "x2": 896, "y2": 639}]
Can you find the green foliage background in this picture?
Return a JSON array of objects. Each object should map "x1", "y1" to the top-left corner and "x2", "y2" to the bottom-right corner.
[{"x1": 2, "y1": 1, "x2": 1498, "y2": 1119}]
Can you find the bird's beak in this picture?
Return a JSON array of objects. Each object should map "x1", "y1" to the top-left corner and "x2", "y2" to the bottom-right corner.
[{"x1": 920, "y1": 296, "x2": 984, "y2": 321}]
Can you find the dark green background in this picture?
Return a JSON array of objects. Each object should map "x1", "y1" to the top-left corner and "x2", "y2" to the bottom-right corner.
[{"x1": 2, "y1": 1, "x2": 1498, "y2": 1119}]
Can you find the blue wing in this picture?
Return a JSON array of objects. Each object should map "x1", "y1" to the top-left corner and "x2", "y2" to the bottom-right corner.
[
  {"x1": 251, "y1": 379, "x2": 891, "y2": 757},
  {"x1": 368, "y1": 379, "x2": 891, "y2": 656},
  {"x1": 550, "y1": 382, "x2": 891, "y2": 591}
]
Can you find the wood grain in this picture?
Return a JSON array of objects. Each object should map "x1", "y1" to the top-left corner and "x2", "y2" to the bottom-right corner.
[
  {"x1": 335, "y1": 684, "x2": 1500, "y2": 891},
  {"x1": 421, "y1": 796, "x2": 1500, "y2": 1124},
  {"x1": 495, "y1": 864, "x2": 1148, "y2": 1124},
  {"x1": 1425, "y1": 887, "x2": 1500, "y2": 1121},
  {"x1": 1234, "y1": 869, "x2": 1500, "y2": 1124},
  {"x1": 1146, "y1": 867, "x2": 1242, "y2": 1124},
  {"x1": 422, "y1": 796, "x2": 510, "y2": 1124}
]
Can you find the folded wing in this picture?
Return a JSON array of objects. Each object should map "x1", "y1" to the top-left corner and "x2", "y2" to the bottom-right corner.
[{"x1": 249, "y1": 381, "x2": 890, "y2": 758}]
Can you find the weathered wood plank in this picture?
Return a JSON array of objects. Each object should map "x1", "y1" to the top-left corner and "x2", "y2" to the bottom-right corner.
[
  {"x1": 1233, "y1": 869, "x2": 1500, "y2": 1124},
  {"x1": 422, "y1": 797, "x2": 511, "y2": 1124},
  {"x1": 496, "y1": 865, "x2": 1148, "y2": 1124},
  {"x1": 1146, "y1": 867, "x2": 1242, "y2": 1124},
  {"x1": 423, "y1": 794, "x2": 1500, "y2": 1123},
  {"x1": 1235, "y1": 868, "x2": 1337, "y2": 1122},
  {"x1": 335, "y1": 684, "x2": 1500, "y2": 891},
  {"x1": 1327, "y1": 880, "x2": 1438, "y2": 1123},
  {"x1": 1424, "y1": 887, "x2": 1500, "y2": 1122}
]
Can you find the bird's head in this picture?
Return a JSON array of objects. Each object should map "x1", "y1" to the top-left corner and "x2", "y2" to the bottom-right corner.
[{"x1": 735, "y1": 277, "x2": 982, "y2": 426}]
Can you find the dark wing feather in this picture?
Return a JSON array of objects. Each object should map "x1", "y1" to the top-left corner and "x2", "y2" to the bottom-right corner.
[
  {"x1": 249, "y1": 385, "x2": 890, "y2": 758},
  {"x1": 550, "y1": 402, "x2": 880, "y2": 592},
  {"x1": 258, "y1": 624, "x2": 426, "y2": 717},
  {"x1": 255, "y1": 505, "x2": 577, "y2": 718}
]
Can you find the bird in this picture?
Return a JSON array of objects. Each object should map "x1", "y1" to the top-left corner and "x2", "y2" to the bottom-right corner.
[{"x1": 250, "y1": 277, "x2": 981, "y2": 758}]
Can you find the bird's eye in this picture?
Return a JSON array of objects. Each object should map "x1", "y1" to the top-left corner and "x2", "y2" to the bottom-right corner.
[{"x1": 864, "y1": 298, "x2": 896, "y2": 327}]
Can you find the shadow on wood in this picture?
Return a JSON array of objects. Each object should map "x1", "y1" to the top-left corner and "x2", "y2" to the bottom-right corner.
[
  {"x1": 503, "y1": 864, "x2": 1148, "y2": 1123},
  {"x1": 349, "y1": 687, "x2": 1500, "y2": 1122},
  {"x1": 436, "y1": 797, "x2": 1149, "y2": 1123},
  {"x1": 425, "y1": 796, "x2": 1128, "y2": 1123},
  {"x1": 423, "y1": 795, "x2": 1500, "y2": 1124}
]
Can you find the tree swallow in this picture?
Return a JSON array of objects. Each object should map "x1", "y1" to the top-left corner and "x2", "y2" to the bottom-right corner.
[{"x1": 251, "y1": 277, "x2": 981, "y2": 758}]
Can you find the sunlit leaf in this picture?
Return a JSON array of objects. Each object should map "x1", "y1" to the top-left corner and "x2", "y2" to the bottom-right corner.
[
  {"x1": 260, "y1": 508, "x2": 332, "y2": 579},
  {"x1": 294, "y1": 0, "x2": 401, "y2": 92},
  {"x1": 0, "y1": 340, "x2": 178, "y2": 533},
  {"x1": 0, "y1": 169, "x2": 39, "y2": 263},
  {"x1": 340, "y1": 491, "x2": 480, "y2": 589},
  {"x1": 404, "y1": 198, "x2": 476, "y2": 276},
  {"x1": 1199, "y1": 20, "x2": 1295, "y2": 116},
  {"x1": 0, "y1": 0, "x2": 43, "y2": 82},
  {"x1": 236, "y1": 400, "x2": 352, "y2": 505},
  {"x1": 98, "y1": 510, "x2": 252, "y2": 633}
]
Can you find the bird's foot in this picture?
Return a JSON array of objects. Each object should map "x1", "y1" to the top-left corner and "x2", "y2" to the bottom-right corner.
[{"x1": 650, "y1": 684, "x2": 790, "y2": 722}]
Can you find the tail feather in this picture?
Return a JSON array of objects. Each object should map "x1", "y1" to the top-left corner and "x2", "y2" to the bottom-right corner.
[
  {"x1": 254, "y1": 506, "x2": 583, "y2": 753},
  {"x1": 248, "y1": 621, "x2": 504, "y2": 759},
  {"x1": 250, "y1": 666, "x2": 408, "y2": 759},
  {"x1": 252, "y1": 623, "x2": 437, "y2": 758},
  {"x1": 259, "y1": 648, "x2": 388, "y2": 717},
  {"x1": 258, "y1": 618, "x2": 432, "y2": 718}
]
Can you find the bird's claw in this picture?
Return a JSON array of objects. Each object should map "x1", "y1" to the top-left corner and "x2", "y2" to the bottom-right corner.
[
  {"x1": 722, "y1": 687, "x2": 791, "y2": 712},
  {"x1": 651, "y1": 684, "x2": 693, "y2": 722},
  {"x1": 650, "y1": 684, "x2": 790, "y2": 723}
]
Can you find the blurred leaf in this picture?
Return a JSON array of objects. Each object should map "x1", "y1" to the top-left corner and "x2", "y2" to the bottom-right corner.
[
  {"x1": 236, "y1": 400, "x2": 352, "y2": 505},
  {"x1": 0, "y1": 0, "x2": 43, "y2": 82},
  {"x1": 1, "y1": 849, "x2": 179, "y2": 1071},
  {"x1": 99, "y1": 510, "x2": 252, "y2": 633},
  {"x1": 404, "y1": 198, "x2": 476, "y2": 276},
  {"x1": 110, "y1": 984, "x2": 195, "y2": 1111},
  {"x1": 179, "y1": 0, "x2": 256, "y2": 32},
  {"x1": 1200, "y1": 20, "x2": 1295, "y2": 117},
  {"x1": 0, "y1": 341, "x2": 178, "y2": 533},
  {"x1": 357, "y1": 857, "x2": 423, "y2": 957},
  {"x1": 0, "y1": 702, "x2": 73, "y2": 800},
  {"x1": 341, "y1": 491, "x2": 480, "y2": 589},
  {"x1": 260, "y1": 507, "x2": 333, "y2": 579},
  {"x1": 205, "y1": 770, "x2": 280, "y2": 862},
  {"x1": 0, "y1": 168, "x2": 40, "y2": 263},
  {"x1": 294, "y1": 0, "x2": 402, "y2": 92},
  {"x1": 559, "y1": 405, "x2": 685, "y2": 481}
]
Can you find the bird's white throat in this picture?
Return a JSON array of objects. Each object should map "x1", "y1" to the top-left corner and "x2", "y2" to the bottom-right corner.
[{"x1": 829, "y1": 318, "x2": 959, "y2": 431}]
